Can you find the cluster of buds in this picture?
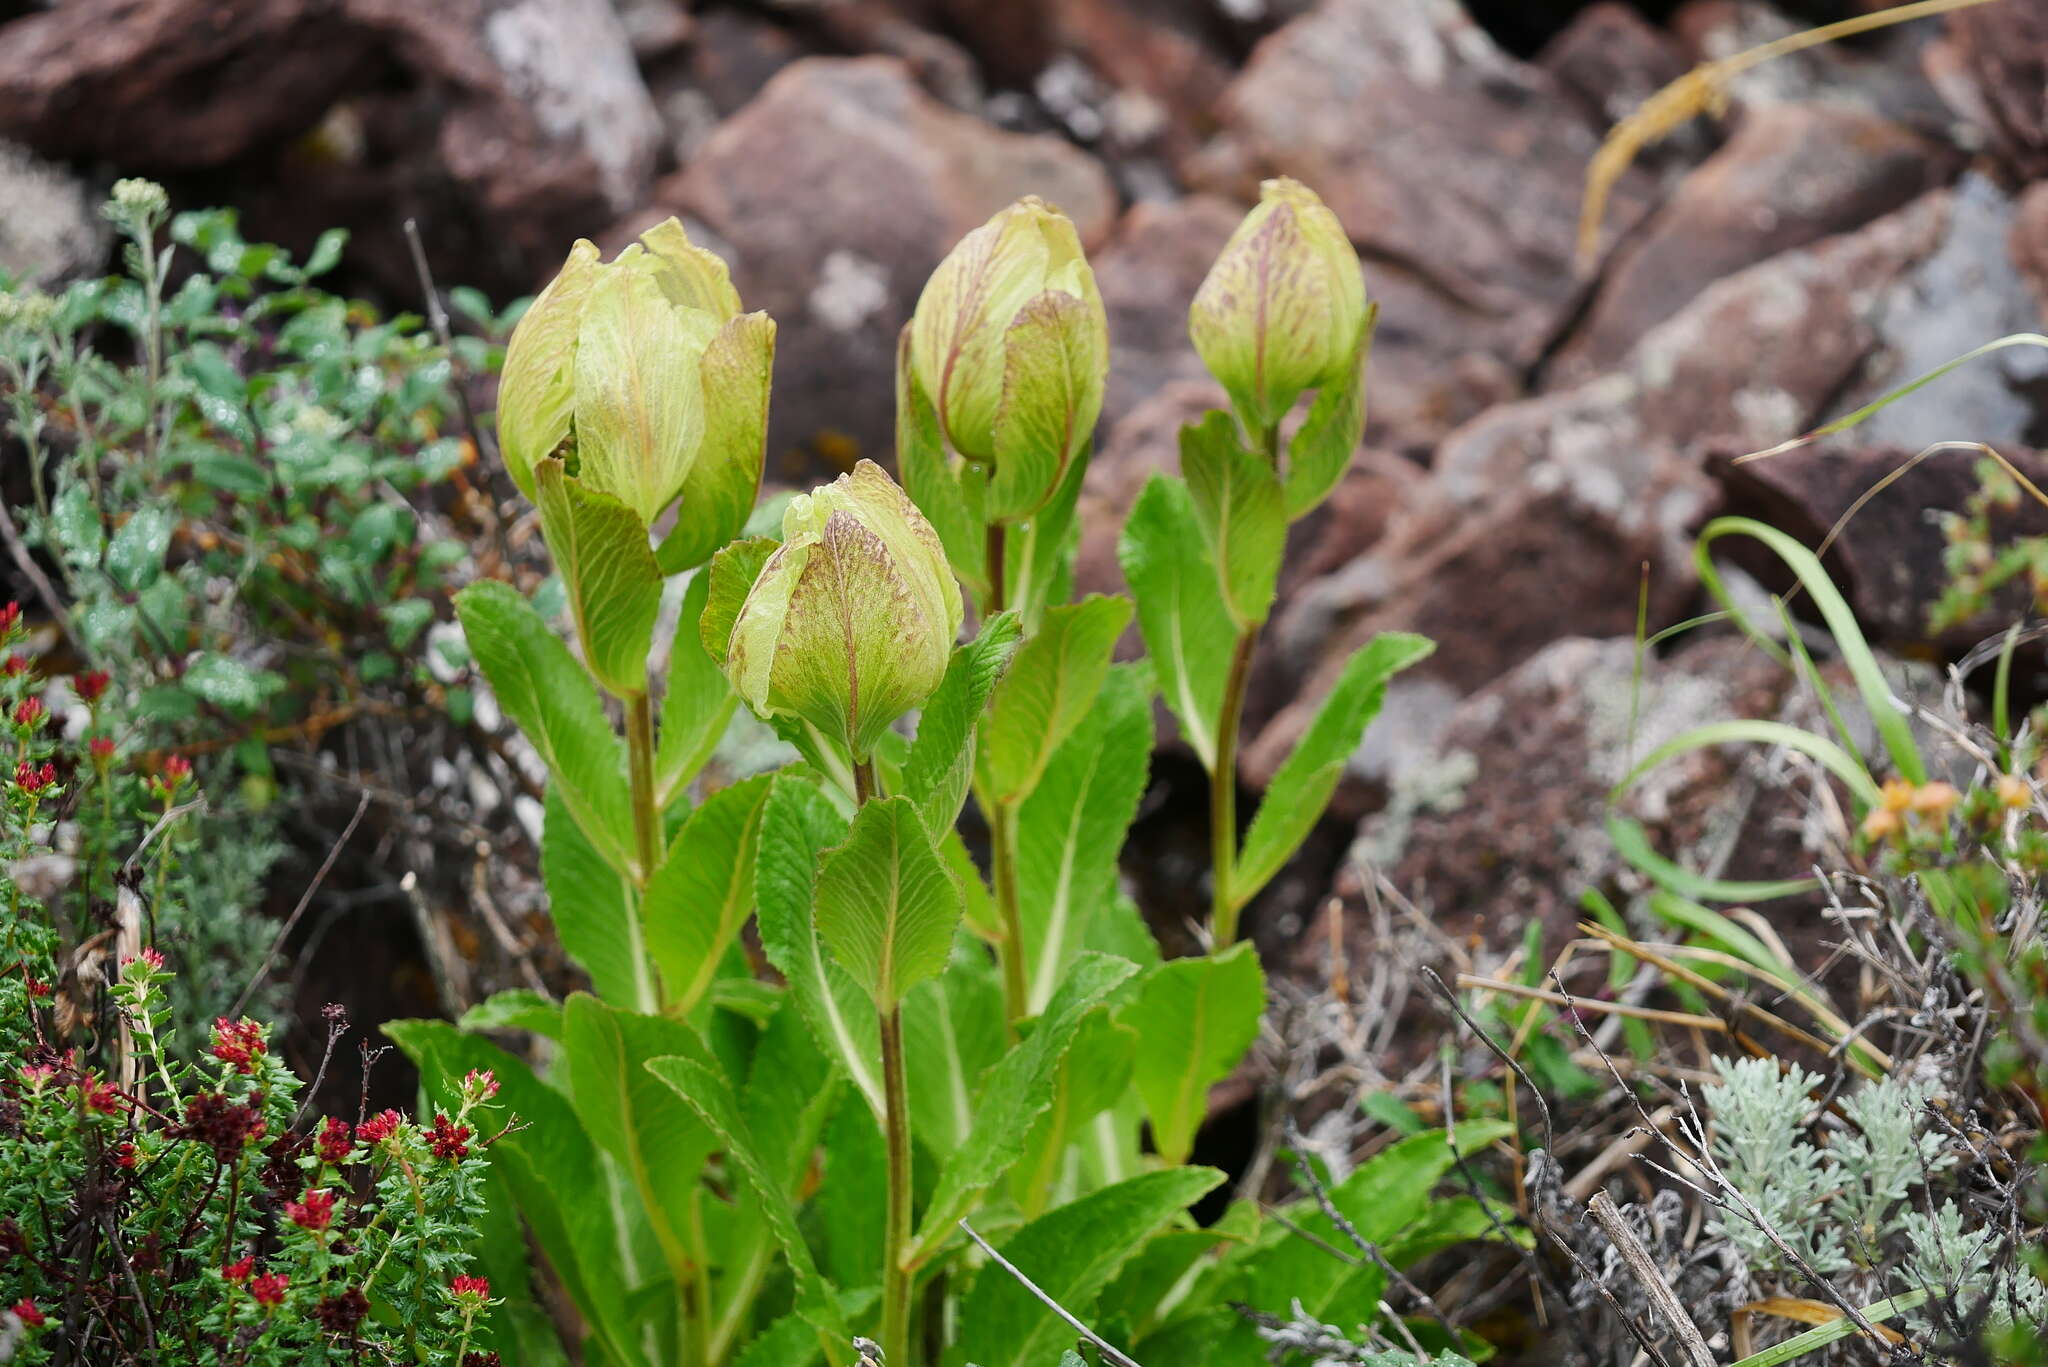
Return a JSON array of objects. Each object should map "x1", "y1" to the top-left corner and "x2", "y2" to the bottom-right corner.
[
  {"x1": 11, "y1": 695, "x2": 45, "y2": 733},
  {"x1": 147, "y1": 754, "x2": 192, "y2": 802},
  {"x1": 283, "y1": 1187, "x2": 336, "y2": 1232},
  {"x1": 209, "y1": 1016, "x2": 268, "y2": 1073},
  {"x1": 355, "y1": 1108, "x2": 402, "y2": 1145},
  {"x1": 315, "y1": 1115, "x2": 353, "y2": 1164},
  {"x1": 13, "y1": 760, "x2": 55, "y2": 795},
  {"x1": 449, "y1": 1274, "x2": 492, "y2": 1310},
  {"x1": 427, "y1": 1112, "x2": 471, "y2": 1162},
  {"x1": 707, "y1": 460, "x2": 962, "y2": 765}
]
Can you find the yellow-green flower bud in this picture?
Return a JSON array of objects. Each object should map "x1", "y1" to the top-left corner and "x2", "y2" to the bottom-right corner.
[
  {"x1": 716, "y1": 460, "x2": 962, "y2": 761},
  {"x1": 907, "y1": 197, "x2": 1106, "y2": 517},
  {"x1": 1189, "y1": 178, "x2": 1366, "y2": 436},
  {"x1": 497, "y1": 218, "x2": 773, "y2": 566}
]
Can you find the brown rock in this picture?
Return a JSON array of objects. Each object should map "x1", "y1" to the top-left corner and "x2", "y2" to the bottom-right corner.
[
  {"x1": 1200, "y1": 0, "x2": 1659, "y2": 450},
  {"x1": 1673, "y1": 1, "x2": 1958, "y2": 136},
  {"x1": 0, "y1": 0, "x2": 382, "y2": 167},
  {"x1": 2015, "y1": 182, "x2": 2048, "y2": 325},
  {"x1": 1926, "y1": 1, "x2": 2048, "y2": 177},
  {"x1": 1244, "y1": 188, "x2": 1955, "y2": 790},
  {"x1": 1538, "y1": 3, "x2": 1693, "y2": 134},
  {"x1": 1716, "y1": 442, "x2": 2048, "y2": 654},
  {"x1": 1549, "y1": 102, "x2": 1952, "y2": 384},
  {"x1": 664, "y1": 56, "x2": 1117, "y2": 469}
]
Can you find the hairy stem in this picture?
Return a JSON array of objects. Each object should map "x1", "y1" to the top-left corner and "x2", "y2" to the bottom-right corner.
[
  {"x1": 991, "y1": 799, "x2": 1029, "y2": 1024},
  {"x1": 879, "y1": 1004, "x2": 914, "y2": 1367}
]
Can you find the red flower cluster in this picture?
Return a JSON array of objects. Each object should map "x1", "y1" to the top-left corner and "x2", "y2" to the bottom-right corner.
[
  {"x1": 316, "y1": 1116, "x2": 352, "y2": 1163},
  {"x1": 12, "y1": 696, "x2": 44, "y2": 729},
  {"x1": 13, "y1": 760, "x2": 55, "y2": 794},
  {"x1": 24, "y1": 975, "x2": 51, "y2": 999},
  {"x1": 249, "y1": 1273, "x2": 289, "y2": 1308},
  {"x1": 450, "y1": 1274, "x2": 490, "y2": 1305},
  {"x1": 178, "y1": 1092, "x2": 266, "y2": 1162},
  {"x1": 0, "y1": 602, "x2": 19, "y2": 634},
  {"x1": 77, "y1": 1073, "x2": 123, "y2": 1115},
  {"x1": 1, "y1": 654, "x2": 25, "y2": 677},
  {"x1": 112, "y1": 1141, "x2": 137, "y2": 1169},
  {"x1": 354, "y1": 1109, "x2": 401, "y2": 1144},
  {"x1": 222, "y1": 1255, "x2": 255, "y2": 1284},
  {"x1": 427, "y1": 1113, "x2": 470, "y2": 1162},
  {"x1": 314, "y1": 1287, "x2": 369, "y2": 1333},
  {"x1": 284, "y1": 1187, "x2": 336, "y2": 1232},
  {"x1": 12, "y1": 1298, "x2": 43, "y2": 1328},
  {"x1": 463, "y1": 1068, "x2": 499, "y2": 1100},
  {"x1": 123, "y1": 946, "x2": 165, "y2": 973},
  {"x1": 73, "y1": 670, "x2": 110, "y2": 703},
  {"x1": 88, "y1": 736, "x2": 115, "y2": 762},
  {"x1": 210, "y1": 1017, "x2": 267, "y2": 1073}
]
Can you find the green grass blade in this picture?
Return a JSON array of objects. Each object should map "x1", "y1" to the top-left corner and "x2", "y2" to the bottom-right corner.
[{"x1": 1726, "y1": 1290, "x2": 1926, "y2": 1367}]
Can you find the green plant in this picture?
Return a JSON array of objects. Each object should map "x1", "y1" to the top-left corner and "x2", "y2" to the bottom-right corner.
[
  {"x1": 0, "y1": 179, "x2": 506, "y2": 1032},
  {"x1": 0, "y1": 607, "x2": 503, "y2": 1365},
  {"x1": 391, "y1": 185, "x2": 1441, "y2": 1367}
]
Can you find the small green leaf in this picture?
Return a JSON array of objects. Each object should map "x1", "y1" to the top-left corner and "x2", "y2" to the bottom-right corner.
[
  {"x1": 645, "y1": 1055, "x2": 850, "y2": 1347},
  {"x1": 456, "y1": 579, "x2": 634, "y2": 874},
  {"x1": 756, "y1": 776, "x2": 883, "y2": 1116},
  {"x1": 544, "y1": 788, "x2": 658, "y2": 1013},
  {"x1": 181, "y1": 653, "x2": 282, "y2": 714},
  {"x1": 1230, "y1": 632, "x2": 1433, "y2": 909},
  {"x1": 1014, "y1": 663, "x2": 1152, "y2": 1014},
  {"x1": 535, "y1": 458, "x2": 664, "y2": 699},
  {"x1": 657, "y1": 311, "x2": 773, "y2": 573},
  {"x1": 813, "y1": 795, "x2": 963, "y2": 1010},
  {"x1": 1118, "y1": 476, "x2": 1233, "y2": 771},
  {"x1": 560, "y1": 996, "x2": 719, "y2": 1285},
  {"x1": 1129, "y1": 942, "x2": 1264, "y2": 1166},
  {"x1": 656, "y1": 571, "x2": 739, "y2": 806},
  {"x1": 1181, "y1": 411, "x2": 1283, "y2": 629},
  {"x1": 903, "y1": 611, "x2": 1022, "y2": 836},
  {"x1": 106, "y1": 506, "x2": 175, "y2": 592},
  {"x1": 910, "y1": 953, "x2": 1139, "y2": 1264},
  {"x1": 458, "y1": 989, "x2": 563, "y2": 1039},
  {"x1": 700, "y1": 536, "x2": 778, "y2": 667},
  {"x1": 643, "y1": 773, "x2": 773, "y2": 1015},
  {"x1": 951, "y1": 1168, "x2": 1223, "y2": 1367},
  {"x1": 977, "y1": 595, "x2": 1131, "y2": 805},
  {"x1": 987, "y1": 290, "x2": 1103, "y2": 524},
  {"x1": 1282, "y1": 305, "x2": 1375, "y2": 521}
]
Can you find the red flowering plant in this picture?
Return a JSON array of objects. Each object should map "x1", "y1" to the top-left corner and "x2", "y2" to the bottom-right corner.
[{"x1": 1, "y1": 646, "x2": 507, "y2": 1364}]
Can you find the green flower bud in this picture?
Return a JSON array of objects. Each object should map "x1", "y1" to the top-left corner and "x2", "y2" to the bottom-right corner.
[
  {"x1": 713, "y1": 460, "x2": 962, "y2": 762},
  {"x1": 497, "y1": 218, "x2": 772, "y2": 566},
  {"x1": 1189, "y1": 177, "x2": 1367, "y2": 436},
  {"x1": 907, "y1": 197, "x2": 1107, "y2": 517}
]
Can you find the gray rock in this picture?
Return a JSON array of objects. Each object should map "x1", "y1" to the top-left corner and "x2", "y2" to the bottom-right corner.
[{"x1": 0, "y1": 140, "x2": 102, "y2": 285}]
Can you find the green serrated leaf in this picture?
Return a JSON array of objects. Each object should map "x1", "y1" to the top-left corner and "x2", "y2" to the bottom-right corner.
[
  {"x1": 1118, "y1": 476, "x2": 1233, "y2": 771},
  {"x1": 560, "y1": 996, "x2": 719, "y2": 1286},
  {"x1": 1230, "y1": 631, "x2": 1433, "y2": 909},
  {"x1": 903, "y1": 611, "x2": 1022, "y2": 836},
  {"x1": 535, "y1": 458, "x2": 664, "y2": 699},
  {"x1": 656, "y1": 571, "x2": 739, "y2": 806},
  {"x1": 1129, "y1": 942, "x2": 1264, "y2": 1166},
  {"x1": 1182, "y1": 411, "x2": 1283, "y2": 629},
  {"x1": 1014, "y1": 662, "x2": 1152, "y2": 1014},
  {"x1": 1007, "y1": 1007, "x2": 1135, "y2": 1217},
  {"x1": 813, "y1": 795, "x2": 962, "y2": 1010},
  {"x1": 950, "y1": 1167, "x2": 1223, "y2": 1367},
  {"x1": 456, "y1": 579, "x2": 634, "y2": 875},
  {"x1": 902, "y1": 951, "x2": 1006, "y2": 1157},
  {"x1": 977, "y1": 595, "x2": 1131, "y2": 805},
  {"x1": 645, "y1": 1055, "x2": 850, "y2": 1351},
  {"x1": 701, "y1": 536, "x2": 778, "y2": 668},
  {"x1": 544, "y1": 788, "x2": 658, "y2": 1013},
  {"x1": 756, "y1": 776, "x2": 883, "y2": 1116},
  {"x1": 458, "y1": 989, "x2": 564, "y2": 1039},
  {"x1": 644, "y1": 773, "x2": 773, "y2": 1016},
  {"x1": 910, "y1": 953, "x2": 1140, "y2": 1264}
]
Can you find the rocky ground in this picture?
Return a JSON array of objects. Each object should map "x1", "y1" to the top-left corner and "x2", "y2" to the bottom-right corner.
[{"x1": 6, "y1": 0, "x2": 2048, "y2": 1015}]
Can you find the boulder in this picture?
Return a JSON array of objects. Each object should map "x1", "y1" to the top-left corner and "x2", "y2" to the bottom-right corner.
[
  {"x1": 1548, "y1": 102, "x2": 1953, "y2": 384},
  {"x1": 1924, "y1": 0, "x2": 2048, "y2": 177},
  {"x1": 1197, "y1": 0, "x2": 1661, "y2": 451},
  {"x1": 1092, "y1": 194, "x2": 1243, "y2": 436},
  {"x1": 662, "y1": 56, "x2": 1117, "y2": 468}
]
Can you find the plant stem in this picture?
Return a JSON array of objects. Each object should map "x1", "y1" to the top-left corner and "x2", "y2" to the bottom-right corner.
[
  {"x1": 990, "y1": 800, "x2": 1029, "y2": 1024},
  {"x1": 626, "y1": 691, "x2": 660, "y2": 888},
  {"x1": 879, "y1": 1004, "x2": 914, "y2": 1367},
  {"x1": 1209, "y1": 624, "x2": 1258, "y2": 946},
  {"x1": 985, "y1": 521, "x2": 1006, "y2": 617}
]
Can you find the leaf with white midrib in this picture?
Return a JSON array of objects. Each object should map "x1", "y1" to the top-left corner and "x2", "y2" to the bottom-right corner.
[
  {"x1": 1118, "y1": 476, "x2": 1232, "y2": 772},
  {"x1": 813, "y1": 795, "x2": 962, "y2": 1010}
]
